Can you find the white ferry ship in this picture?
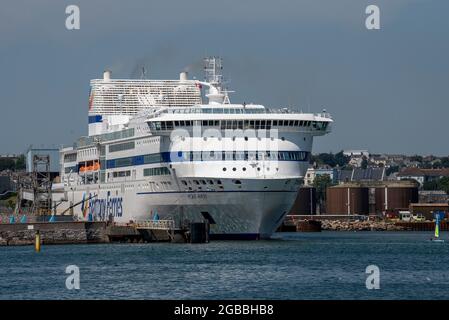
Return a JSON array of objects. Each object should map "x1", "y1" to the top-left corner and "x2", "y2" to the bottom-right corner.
[{"x1": 55, "y1": 57, "x2": 332, "y2": 239}]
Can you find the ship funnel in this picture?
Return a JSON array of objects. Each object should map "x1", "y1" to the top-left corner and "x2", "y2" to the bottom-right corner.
[
  {"x1": 180, "y1": 71, "x2": 188, "y2": 81},
  {"x1": 103, "y1": 70, "x2": 111, "y2": 80}
]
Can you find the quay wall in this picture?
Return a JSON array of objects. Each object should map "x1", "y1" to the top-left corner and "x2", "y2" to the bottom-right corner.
[{"x1": 0, "y1": 222, "x2": 108, "y2": 246}]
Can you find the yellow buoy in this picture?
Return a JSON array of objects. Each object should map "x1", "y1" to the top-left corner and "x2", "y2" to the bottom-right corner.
[{"x1": 35, "y1": 230, "x2": 41, "y2": 252}]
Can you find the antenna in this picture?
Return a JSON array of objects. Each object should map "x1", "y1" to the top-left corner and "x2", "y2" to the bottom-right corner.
[
  {"x1": 204, "y1": 56, "x2": 224, "y2": 89},
  {"x1": 140, "y1": 66, "x2": 147, "y2": 79}
]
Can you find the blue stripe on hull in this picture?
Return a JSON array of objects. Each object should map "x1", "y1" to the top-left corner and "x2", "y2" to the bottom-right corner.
[{"x1": 136, "y1": 190, "x2": 297, "y2": 195}]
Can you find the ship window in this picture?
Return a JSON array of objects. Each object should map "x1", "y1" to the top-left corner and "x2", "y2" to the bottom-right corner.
[
  {"x1": 233, "y1": 180, "x2": 242, "y2": 184},
  {"x1": 175, "y1": 121, "x2": 180, "y2": 126},
  {"x1": 181, "y1": 180, "x2": 187, "y2": 186},
  {"x1": 64, "y1": 153, "x2": 77, "y2": 162},
  {"x1": 294, "y1": 120, "x2": 299, "y2": 126},
  {"x1": 216, "y1": 180, "x2": 222, "y2": 184},
  {"x1": 273, "y1": 120, "x2": 278, "y2": 126},
  {"x1": 194, "y1": 180, "x2": 200, "y2": 185},
  {"x1": 201, "y1": 180, "x2": 207, "y2": 185},
  {"x1": 143, "y1": 167, "x2": 170, "y2": 176},
  {"x1": 113, "y1": 170, "x2": 131, "y2": 178},
  {"x1": 242, "y1": 167, "x2": 246, "y2": 171},
  {"x1": 109, "y1": 141, "x2": 135, "y2": 153},
  {"x1": 115, "y1": 157, "x2": 133, "y2": 167},
  {"x1": 249, "y1": 120, "x2": 255, "y2": 129},
  {"x1": 202, "y1": 120, "x2": 208, "y2": 126},
  {"x1": 143, "y1": 153, "x2": 162, "y2": 164},
  {"x1": 192, "y1": 152, "x2": 201, "y2": 161},
  {"x1": 208, "y1": 180, "x2": 214, "y2": 185},
  {"x1": 232, "y1": 167, "x2": 236, "y2": 171},
  {"x1": 222, "y1": 168, "x2": 227, "y2": 171}
]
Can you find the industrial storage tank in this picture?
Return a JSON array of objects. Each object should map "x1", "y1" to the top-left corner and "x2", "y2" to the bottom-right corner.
[
  {"x1": 374, "y1": 182, "x2": 419, "y2": 212},
  {"x1": 289, "y1": 187, "x2": 317, "y2": 215},
  {"x1": 326, "y1": 185, "x2": 369, "y2": 215}
]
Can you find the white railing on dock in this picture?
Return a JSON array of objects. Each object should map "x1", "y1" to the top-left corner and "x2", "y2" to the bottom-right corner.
[
  {"x1": 286, "y1": 215, "x2": 369, "y2": 221},
  {"x1": 134, "y1": 220, "x2": 175, "y2": 230}
]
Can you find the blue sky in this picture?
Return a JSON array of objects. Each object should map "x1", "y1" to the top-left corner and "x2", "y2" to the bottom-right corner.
[{"x1": 0, "y1": 0, "x2": 448, "y2": 155}]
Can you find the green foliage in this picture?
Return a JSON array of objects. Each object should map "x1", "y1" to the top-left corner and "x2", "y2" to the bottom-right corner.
[
  {"x1": 15, "y1": 154, "x2": 26, "y2": 170},
  {"x1": 423, "y1": 180, "x2": 439, "y2": 191},
  {"x1": 0, "y1": 154, "x2": 26, "y2": 172},
  {"x1": 439, "y1": 177, "x2": 449, "y2": 194},
  {"x1": 386, "y1": 165, "x2": 399, "y2": 176},
  {"x1": 334, "y1": 151, "x2": 350, "y2": 167},
  {"x1": 423, "y1": 177, "x2": 449, "y2": 194},
  {"x1": 440, "y1": 157, "x2": 449, "y2": 168},
  {"x1": 0, "y1": 158, "x2": 15, "y2": 171},
  {"x1": 313, "y1": 151, "x2": 350, "y2": 168},
  {"x1": 361, "y1": 157, "x2": 368, "y2": 169},
  {"x1": 409, "y1": 155, "x2": 423, "y2": 163},
  {"x1": 313, "y1": 174, "x2": 334, "y2": 201}
]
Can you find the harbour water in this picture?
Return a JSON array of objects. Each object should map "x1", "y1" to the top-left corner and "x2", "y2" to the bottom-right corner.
[{"x1": 1, "y1": 231, "x2": 449, "y2": 300}]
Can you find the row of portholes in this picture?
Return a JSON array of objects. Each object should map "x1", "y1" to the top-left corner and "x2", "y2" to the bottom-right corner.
[
  {"x1": 181, "y1": 179, "x2": 223, "y2": 186},
  {"x1": 223, "y1": 167, "x2": 279, "y2": 172},
  {"x1": 180, "y1": 136, "x2": 288, "y2": 142}
]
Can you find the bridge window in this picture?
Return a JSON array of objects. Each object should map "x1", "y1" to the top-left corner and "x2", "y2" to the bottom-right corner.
[
  {"x1": 109, "y1": 141, "x2": 135, "y2": 153},
  {"x1": 143, "y1": 167, "x2": 170, "y2": 176},
  {"x1": 113, "y1": 170, "x2": 131, "y2": 178}
]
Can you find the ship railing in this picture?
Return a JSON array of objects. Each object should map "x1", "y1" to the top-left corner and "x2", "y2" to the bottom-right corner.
[
  {"x1": 152, "y1": 107, "x2": 332, "y2": 118},
  {"x1": 134, "y1": 219, "x2": 175, "y2": 230}
]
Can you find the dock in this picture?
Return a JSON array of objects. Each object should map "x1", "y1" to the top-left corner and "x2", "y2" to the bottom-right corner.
[{"x1": 0, "y1": 219, "x2": 209, "y2": 246}]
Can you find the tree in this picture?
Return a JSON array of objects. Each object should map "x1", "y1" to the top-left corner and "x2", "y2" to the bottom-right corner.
[
  {"x1": 0, "y1": 158, "x2": 15, "y2": 171},
  {"x1": 409, "y1": 155, "x2": 423, "y2": 163},
  {"x1": 334, "y1": 151, "x2": 350, "y2": 167},
  {"x1": 313, "y1": 174, "x2": 334, "y2": 201},
  {"x1": 361, "y1": 156, "x2": 368, "y2": 169},
  {"x1": 317, "y1": 153, "x2": 336, "y2": 167},
  {"x1": 15, "y1": 154, "x2": 26, "y2": 170},
  {"x1": 386, "y1": 165, "x2": 399, "y2": 176},
  {"x1": 439, "y1": 177, "x2": 449, "y2": 195},
  {"x1": 423, "y1": 180, "x2": 439, "y2": 191},
  {"x1": 440, "y1": 157, "x2": 449, "y2": 168}
]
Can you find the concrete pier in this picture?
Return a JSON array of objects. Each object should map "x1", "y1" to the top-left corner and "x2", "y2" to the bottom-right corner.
[
  {"x1": 0, "y1": 220, "x2": 198, "y2": 246},
  {"x1": 0, "y1": 221, "x2": 107, "y2": 246}
]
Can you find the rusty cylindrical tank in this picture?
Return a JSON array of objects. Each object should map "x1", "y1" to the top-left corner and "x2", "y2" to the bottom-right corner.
[
  {"x1": 326, "y1": 186, "x2": 369, "y2": 215},
  {"x1": 374, "y1": 186, "x2": 419, "y2": 212},
  {"x1": 289, "y1": 187, "x2": 317, "y2": 215}
]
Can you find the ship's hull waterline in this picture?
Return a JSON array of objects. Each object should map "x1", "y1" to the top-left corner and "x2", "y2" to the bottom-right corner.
[{"x1": 56, "y1": 178, "x2": 300, "y2": 239}]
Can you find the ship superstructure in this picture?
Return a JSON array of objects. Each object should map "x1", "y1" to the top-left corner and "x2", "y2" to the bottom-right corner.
[{"x1": 56, "y1": 57, "x2": 333, "y2": 239}]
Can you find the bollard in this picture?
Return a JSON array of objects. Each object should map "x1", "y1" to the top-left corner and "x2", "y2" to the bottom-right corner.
[{"x1": 35, "y1": 230, "x2": 41, "y2": 252}]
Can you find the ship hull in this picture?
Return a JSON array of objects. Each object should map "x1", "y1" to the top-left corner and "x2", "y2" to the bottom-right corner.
[{"x1": 57, "y1": 178, "x2": 299, "y2": 239}]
